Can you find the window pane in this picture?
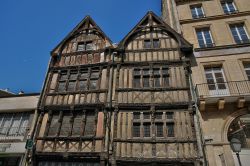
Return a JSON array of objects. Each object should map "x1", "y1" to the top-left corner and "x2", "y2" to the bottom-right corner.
[
  {"x1": 69, "y1": 71, "x2": 78, "y2": 80},
  {"x1": 89, "y1": 80, "x2": 98, "y2": 90},
  {"x1": 143, "y1": 69, "x2": 150, "y2": 75},
  {"x1": 67, "y1": 81, "x2": 76, "y2": 91},
  {"x1": 86, "y1": 42, "x2": 94, "y2": 51},
  {"x1": 133, "y1": 113, "x2": 140, "y2": 119},
  {"x1": 79, "y1": 80, "x2": 87, "y2": 90},
  {"x1": 144, "y1": 40, "x2": 151, "y2": 49},
  {"x1": 72, "y1": 113, "x2": 83, "y2": 136},
  {"x1": 163, "y1": 76, "x2": 170, "y2": 87},
  {"x1": 133, "y1": 123, "x2": 140, "y2": 137},
  {"x1": 133, "y1": 77, "x2": 141, "y2": 88},
  {"x1": 143, "y1": 113, "x2": 150, "y2": 119},
  {"x1": 196, "y1": 30, "x2": 205, "y2": 47},
  {"x1": 0, "y1": 114, "x2": 12, "y2": 136},
  {"x1": 19, "y1": 114, "x2": 29, "y2": 136},
  {"x1": 155, "y1": 112, "x2": 163, "y2": 119},
  {"x1": 80, "y1": 70, "x2": 88, "y2": 79},
  {"x1": 84, "y1": 112, "x2": 95, "y2": 136},
  {"x1": 60, "y1": 72, "x2": 68, "y2": 81},
  {"x1": 153, "y1": 39, "x2": 160, "y2": 48},
  {"x1": 8, "y1": 114, "x2": 21, "y2": 136},
  {"x1": 77, "y1": 43, "x2": 85, "y2": 51},
  {"x1": 156, "y1": 123, "x2": 163, "y2": 137},
  {"x1": 153, "y1": 69, "x2": 160, "y2": 75},
  {"x1": 91, "y1": 71, "x2": 99, "y2": 79},
  {"x1": 60, "y1": 114, "x2": 71, "y2": 136},
  {"x1": 48, "y1": 114, "x2": 60, "y2": 136},
  {"x1": 154, "y1": 76, "x2": 161, "y2": 87},
  {"x1": 167, "y1": 123, "x2": 174, "y2": 137},
  {"x1": 166, "y1": 112, "x2": 174, "y2": 119},
  {"x1": 58, "y1": 82, "x2": 66, "y2": 92},
  {"x1": 143, "y1": 124, "x2": 151, "y2": 137},
  {"x1": 134, "y1": 69, "x2": 141, "y2": 75},
  {"x1": 244, "y1": 64, "x2": 250, "y2": 80},
  {"x1": 143, "y1": 77, "x2": 150, "y2": 87}
]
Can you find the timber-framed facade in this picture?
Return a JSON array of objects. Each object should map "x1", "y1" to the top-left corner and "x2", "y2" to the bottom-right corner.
[{"x1": 30, "y1": 12, "x2": 202, "y2": 166}]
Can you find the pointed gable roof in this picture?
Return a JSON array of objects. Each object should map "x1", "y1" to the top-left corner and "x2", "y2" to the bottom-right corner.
[
  {"x1": 118, "y1": 11, "x2": 192, "y2": 52},
  {"x1": 51, "y1": 15, "x2": 113, "y2": 55}
]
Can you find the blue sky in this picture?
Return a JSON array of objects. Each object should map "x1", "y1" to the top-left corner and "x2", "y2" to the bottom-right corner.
[{"x1": 0, "y1": 0, "x2": 161, "y2": 94}]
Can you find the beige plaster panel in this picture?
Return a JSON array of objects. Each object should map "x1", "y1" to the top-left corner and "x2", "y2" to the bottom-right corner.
[
  {"x1": 181, "y1": 15, "x2": 250, "y2": 48},
  {"x1": 235, "y1": 0, "x2": 250, "y2": 12}
]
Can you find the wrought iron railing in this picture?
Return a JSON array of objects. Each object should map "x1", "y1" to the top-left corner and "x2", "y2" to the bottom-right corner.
[{"x1": 195, "y1": 80, "x2": 250, "y2": 98}]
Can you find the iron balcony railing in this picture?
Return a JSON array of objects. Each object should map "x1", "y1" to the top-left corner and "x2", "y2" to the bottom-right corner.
[{"x1": 195, "y1": 80, "x2": 250, "y2": 98}]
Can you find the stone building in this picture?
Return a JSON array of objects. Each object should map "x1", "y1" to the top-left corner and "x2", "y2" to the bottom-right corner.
[
  {"x1": 162, "y1": 0, "x2": 250, "y2": 165},
  {"x1": 0, "y1": 90, "x2": 39, "y2": 166},
  {"x1": 31, "y1": 11, "x2": 202, "y2": 166}
]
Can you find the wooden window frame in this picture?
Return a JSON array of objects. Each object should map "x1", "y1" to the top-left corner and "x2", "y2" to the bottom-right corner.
[
  {"x1": 143, "y1": 38, "x2": 161, "y2": 49},
  {"x1": 132, "y1": 111, "x2": 174, "y2": 138},
  {"x1": 133, "y1": 67, "x2": 170, "y2": 88},
  {"x1": 56, "y1": 67, "x2": 101, "y2": 92},
  {"x1": 76, "y1": 41, "x2": 94, "y2": 52},
  {"x1": 47, "y1": 110, "x2": 98, "y2": 137}
]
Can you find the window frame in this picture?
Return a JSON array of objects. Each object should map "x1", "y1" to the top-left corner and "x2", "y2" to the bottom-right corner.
[
  {"x1": 190, "y1": 4, "x2": 205, "y2": 19},
  {"x1": 229, "y1": 23, "x2": 250, "y2": 44},
  {"x1": 56, "y1": 68, "x2": 101, "y2": 92},
  {"x1": 0, "y1": 112, "x2": 30, "y2": 137},
  {"x1": 143, "y1": 38, "x2": 161, "y2": 49},
  {"x1": 132, "y1": 111, "x2": 175, "y2": 138},
  {"x1": 221, "y1": 1, "x2": 237, "y2": 14},
  {"x1": 76, "y1": 41, "x2": 95, "y2": 52},
  {"x1": 47, "y1": 110, "x2": 97, "y2": 137},
  {"x1": 195, "y1": 27, "x2": 215, "y2": 48},
  {"x1": 133, "y1": 67, "x2": 170, "y2": 88}
]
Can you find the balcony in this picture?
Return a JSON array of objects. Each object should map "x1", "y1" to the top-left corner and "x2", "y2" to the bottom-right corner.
[{"x1": 195, "y1": 80, "x2": 250, "y2": 110}]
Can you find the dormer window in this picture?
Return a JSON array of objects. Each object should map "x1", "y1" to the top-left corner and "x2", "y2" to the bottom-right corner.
[{"x1": 77, "y1": 41, "x2": 94, "y2": 51}]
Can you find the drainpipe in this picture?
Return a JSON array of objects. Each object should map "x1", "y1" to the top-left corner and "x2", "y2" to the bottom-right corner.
[{"x1": 189, "y1": 67, "x2": 207, "y2": 166}]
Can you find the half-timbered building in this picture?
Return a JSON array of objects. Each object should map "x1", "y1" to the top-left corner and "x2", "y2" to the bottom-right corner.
[
  {"x1": 111, "y1": 12, "x2": 201, "y2": 166},
  {"x1": 32, "y1": 16, "x2": 113, "y2": 166},
  {"x1": 31, "y1": 12, "x2": 202, "y2": 166}
]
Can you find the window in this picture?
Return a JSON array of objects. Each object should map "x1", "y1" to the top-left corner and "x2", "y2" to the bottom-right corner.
[
  {"x1": 153, "y1": 39, "x2": 160, "y2": 48},
  {"x1": 167, "y1": 123, "x2": 175, "y2": 137},
  {"x1": 132, "y1": 111, "x2": 174, "y2": 138},
  {"x1": 221, "y1": 1, "x2": 237, "y2": 14},
  {"x1": 0, "y1": 113, "x2": 30, "y2": 137},
  {"x1": 230, "y1": 23, "x2": 249, "y2": 44},
  {"x1": 228, "y1": 114, "x2": 250, "y2": 149},
  {"x1": 133, "y1": 67, "x2": 169, "y2": 88},
  {"x1": 47, "y1": 111, "x2": 96, "y2": 137},
  {"x1": 190, "y1": 5, "x2": 205, "y2": 19},
  {"x1": 196, "y1": 28, "x2": 214, "y2": 48},
  {"x1": 143, "y1": 39, "x2": 160, "y2": 49},
  {"x1": 144, "y1": 40, "x2": 151, "y2": 49},
  {"x1": 244, "y1": 63, "x2": 250, "y2": 80},
  {"x1": 205, "y1": 67, "x2": 229, "y2": 96},
  {"x1": 89, "y1": 69, "x2": 99, "y2": 90},
  {"x1": 56, "y1": 68, "x2": 100, "y2": 92},
  {"x1": 77, "y1": 41, "x2": 95, "y2": 51}
]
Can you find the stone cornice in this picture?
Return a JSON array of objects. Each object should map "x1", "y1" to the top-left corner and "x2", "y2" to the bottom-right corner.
[{"x1": 180, "y1": 11, "x2": 250, "y2": 24}]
